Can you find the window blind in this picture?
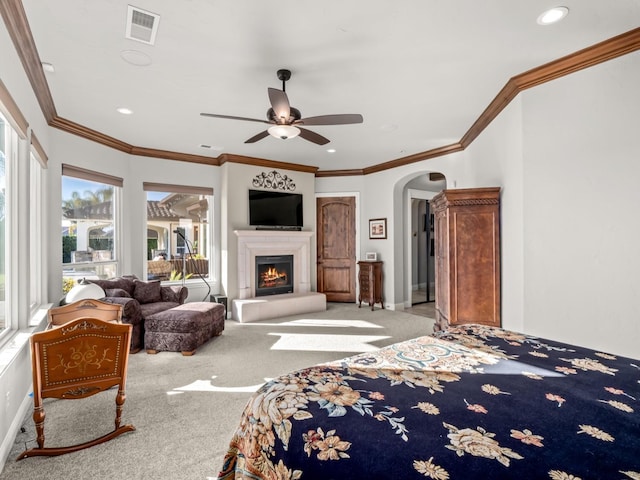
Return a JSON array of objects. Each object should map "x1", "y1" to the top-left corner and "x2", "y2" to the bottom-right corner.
[
  {"x1": 0, "y1": 78, "x2": 28, "y2": 138},
  {"x1": 143, "y1": 182, "x2": 213, "y2": 196},
  {"x1": 62, "y1": 164, "x2": 123, "y2": 187}
]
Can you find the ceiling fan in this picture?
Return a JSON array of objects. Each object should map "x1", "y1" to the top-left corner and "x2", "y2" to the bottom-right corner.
[{"x1": 200, "y1": 69, "x2": 363, "y2": 145}]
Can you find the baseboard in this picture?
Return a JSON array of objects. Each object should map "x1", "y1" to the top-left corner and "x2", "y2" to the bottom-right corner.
[{"x1": 0, "y1": 391, "x2": 32, "y2": 473}]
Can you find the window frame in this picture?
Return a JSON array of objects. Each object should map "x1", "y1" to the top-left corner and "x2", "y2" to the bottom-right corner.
[
  {"x1": 0, "y1": 114, "x2": 17, "y2": 343},
  {"x1": 28, "y1": 147, "x2": 46, "y2": 323},
  {"x1": 143, "y1": 182, "x2": 214, "y2": 284},
  {"x1": 61, "y1": 165, "x2": 123, "y2": 285},
  {"x1": 1, "y1": 78, "x2": 50, "y2": 351}
]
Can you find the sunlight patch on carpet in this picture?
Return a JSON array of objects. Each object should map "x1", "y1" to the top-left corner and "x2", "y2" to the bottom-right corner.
[
  {"x1": 241, "y1": 318, "x2": 383, "y2": 328},
  {"x1": 279, "y1": 318, "x2": 383, "y2": 328},
  {"x1": 170, "y1": 375, "x2": 273, "y2": 394},
  {"x1": 268, "y1": 333, "x2": 390, "y2": 352}
]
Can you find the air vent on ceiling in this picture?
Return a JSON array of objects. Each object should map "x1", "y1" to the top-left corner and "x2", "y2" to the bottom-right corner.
[{"x1": 125, "y1": 5, "x2": 160, "y2": 45}]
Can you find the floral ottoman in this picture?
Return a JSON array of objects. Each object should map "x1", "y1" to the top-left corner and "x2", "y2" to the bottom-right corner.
[{"x1": 144, "y1": 302, "x2": 225, "y2": 356}]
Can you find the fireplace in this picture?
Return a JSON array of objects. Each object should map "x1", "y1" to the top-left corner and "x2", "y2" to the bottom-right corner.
[
  {"x1": 235, "y1": 230, "x2": 313, "y2": 300},
  {"x1": 255, "y1": 255, "x2": 294, "y2": 297}
]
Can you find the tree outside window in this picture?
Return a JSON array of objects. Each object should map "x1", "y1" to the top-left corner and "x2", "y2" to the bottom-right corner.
[{"x1": 62, "y1": 176, "x2": 118, "y2": 291}]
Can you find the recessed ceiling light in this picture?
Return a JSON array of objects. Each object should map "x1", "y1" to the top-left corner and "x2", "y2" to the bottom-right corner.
[
  {"x1": 41, "y1": 62, "x2": 55, "y2": 73},
  {"x1": 117, "y1": 107, "x2": 133, "y2": 115},
  {"x1": 326, "y1": 149, "x2": 336, "y2": 153},
  {"x1": 537, "y1": 6, "x2": 569, "y2": 25}
]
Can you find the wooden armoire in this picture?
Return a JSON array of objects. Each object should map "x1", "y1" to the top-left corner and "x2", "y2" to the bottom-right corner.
[{"x1": 432, "y1": 187, "x2": 501, "y2": 331}]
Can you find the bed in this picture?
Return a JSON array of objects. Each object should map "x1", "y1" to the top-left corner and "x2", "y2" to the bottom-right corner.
[{"x1": 217, "y1": 324, "x2": 640, "y2": 479}]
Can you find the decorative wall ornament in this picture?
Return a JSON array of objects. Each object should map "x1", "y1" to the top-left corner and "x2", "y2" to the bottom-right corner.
[{"x1": 252, "y1": 170, "x2": 296, "y2": 191}]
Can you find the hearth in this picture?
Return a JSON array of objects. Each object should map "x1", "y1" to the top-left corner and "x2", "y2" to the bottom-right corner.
[{"x1": 255, "y1": 255, "x2": 294, "y2": 297}]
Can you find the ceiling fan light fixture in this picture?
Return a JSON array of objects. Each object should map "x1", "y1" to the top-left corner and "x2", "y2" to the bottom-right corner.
[{"x1": 268, "y1": 125, "x2": 300, "y2": 140}]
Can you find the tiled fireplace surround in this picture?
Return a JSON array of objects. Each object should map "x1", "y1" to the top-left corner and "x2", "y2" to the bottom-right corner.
[{"x1": 233, "y1": 230, "x2": 326, "y2": 322}]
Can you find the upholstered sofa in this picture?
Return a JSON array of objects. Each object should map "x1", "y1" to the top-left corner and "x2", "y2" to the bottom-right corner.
[{"x1": 89, "y1": 276, "x2": 188, "y2": 353}]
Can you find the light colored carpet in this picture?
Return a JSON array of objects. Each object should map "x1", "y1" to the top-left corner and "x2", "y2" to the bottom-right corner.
[{"x1": 1, "y1": 303, "x2": 434, "y2": 480}]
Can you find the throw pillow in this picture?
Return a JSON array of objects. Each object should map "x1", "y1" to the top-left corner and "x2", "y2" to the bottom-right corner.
[
  {"x1": 161, "y1": 286, "x2": 180, "y2": 303},
  {"x1": 105, "y1": 288, "x2": 131, "y2": 298},
  {"x1": 91, "y1": 277, "x2": 135, "y2": 296},
  {"x1": 133, "y1": 280, "x2": 162, "y2": 304}
]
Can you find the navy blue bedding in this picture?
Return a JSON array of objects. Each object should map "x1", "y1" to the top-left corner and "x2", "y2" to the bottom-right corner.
[{"x1": 217, "y1": 324, "x2": 640, "y2": 479}]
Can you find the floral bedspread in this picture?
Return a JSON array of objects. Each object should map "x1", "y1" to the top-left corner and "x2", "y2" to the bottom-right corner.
[{"x1": 217, "y1": 324, "x2": 640, "y2": 479}]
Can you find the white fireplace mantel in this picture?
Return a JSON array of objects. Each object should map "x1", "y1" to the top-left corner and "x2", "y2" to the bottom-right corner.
[{"x1": 234, "y1": 230, "x2": 314, "y2": 300}]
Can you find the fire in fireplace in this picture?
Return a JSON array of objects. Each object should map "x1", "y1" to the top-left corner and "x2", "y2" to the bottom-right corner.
[{"x1": 255, "y1": 255, "x2": 294, "y2": 297}]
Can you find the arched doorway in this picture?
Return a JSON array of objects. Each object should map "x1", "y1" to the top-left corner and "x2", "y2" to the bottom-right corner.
[{"x1": 400, "y1": 173, "x2": 446, "y2": 316}]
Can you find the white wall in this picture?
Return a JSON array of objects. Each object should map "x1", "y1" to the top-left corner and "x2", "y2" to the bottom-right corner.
[
  {"x1": 369, "y1": 53, "x2": 639, "y2": 358},
  {"x1": 46, "y1": 134, "x2": 317, "y2": 307},
  {"x1": 46, "y1": 131, "x2": 130, "y2": 301},
  {"x1": 463, "y1": 98, "x2": 525, "y2": 332},
  {"x1": 316, "y1": 153, "x2": 466, "y2": 310},
  {"x1": 127, "y1": 154, "x2": 222, "y2": 302},
  {"x1": 314, "y1": 52, "x2": 639, "y2": 360},
  {"x1": 519, "y1": 53, "x2": 640, "y2": 358},
  {"x1": 45, "y1": 130, "x2": 224, "y2": 303},
  {"x1": 221, "y1": 162, "x2": 317, "y2": 302}
]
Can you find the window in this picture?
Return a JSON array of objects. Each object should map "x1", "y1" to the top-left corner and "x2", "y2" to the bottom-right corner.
[
  {"x1": 0, "y1": 114, "x2": 8, "y2": 338},
  {"x1": 29, "y1": 149, "x2": 45, "y2": 316},
  {"x1": 143, "y1": 183, "x2": 213, "y2": 282},
  {"x1": 62, "y1": 165, "x2": 122, "y2": 290},
  {"x1": 1, "y1": 79, "x2": 33, "y2": 341}
]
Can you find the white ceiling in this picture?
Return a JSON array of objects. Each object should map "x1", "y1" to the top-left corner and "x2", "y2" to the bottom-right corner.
[{"x1": 20, "y1": 0, "x2": 640, "y2": 171}]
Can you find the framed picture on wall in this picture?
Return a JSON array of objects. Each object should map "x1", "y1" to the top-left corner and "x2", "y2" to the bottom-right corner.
[
  {"x1": 369, "y1": 218, "x2": 387, "y2": 239},
  {"x1": 364, "y1": 252, "x2": 378, "y2": 261}
]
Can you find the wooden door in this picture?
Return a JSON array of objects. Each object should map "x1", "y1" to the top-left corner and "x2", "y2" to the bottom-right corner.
[{"x1": 317, "y1": 196, "x2": 356, "y2": 302}]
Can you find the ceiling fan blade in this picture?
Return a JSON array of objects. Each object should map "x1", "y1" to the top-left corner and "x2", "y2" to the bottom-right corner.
[
  {"x1": 267, "y1": 88, "x2": 291, "y2": 122},
  {"x1": 298, "y1": 127, "x2": 330, "y2": 145},
  {"x1": 244, "y1": 130, "x2": 270, "y2": 143},
  {"x1": 296, "y1": 113, "x2": 363, "y2": 126},
  {"x1": 200, "y1": 113, "x2": 269, "y2": 124}
]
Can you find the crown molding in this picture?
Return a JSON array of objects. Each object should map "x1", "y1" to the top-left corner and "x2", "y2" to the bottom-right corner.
[
  {"x1": 315, "y1": 169, "x2": 365, "y2": 178},
  {"x1": 219, "y1": 154, "x2": 318, "y2": 174},
  {"x1": 512, "y1": 27, "x2": 640, "y2": 90},
  {"x1": 2, "y1": 1, "x2": 638, "y2": 178},
  {"x1": 49, "y1": 116, "x2": 131, "y2": 152},
  {"x1": 461, "y1": 27, "x2": 640, "y2": 147},
  {"x1": 130, "y1": 146, "x2": 219, "y2": 166},
  {"x1": 0, "y1": 0, "x2": 56, "y2": 122},
  {"x1": 363, "y1": 143, "x2": 465, "y2": 175}
]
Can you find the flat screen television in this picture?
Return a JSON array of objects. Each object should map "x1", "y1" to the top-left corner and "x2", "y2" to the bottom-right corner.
[{"x1": 249, "y1": 189, "x2": 303, "y2": 228}]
